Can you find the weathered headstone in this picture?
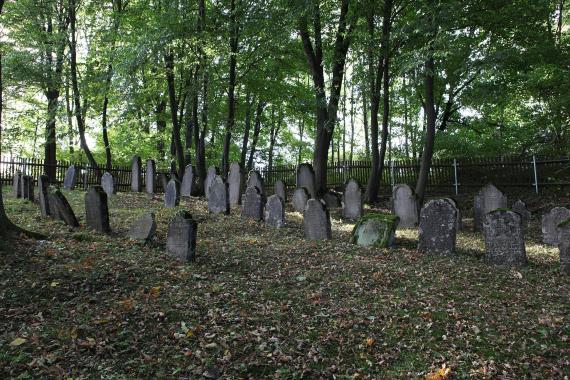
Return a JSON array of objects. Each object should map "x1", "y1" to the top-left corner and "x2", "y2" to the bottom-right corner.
[
  {"x1": 483, "y1": 210, "x2": 527, "y2": 266},
  {"x1": 274, "y1": 180, "x2": 287, "y2": 202},
  {"x1": 208, "y1": 175, "x2": 230, "y2": 214},
  {"x1": 557, "y1": 218, "x2": 570, "y2": 275},
  {"x1": 205, "y1": 166, "x2": 219, "y2": 200},
  {"x1": 180, "y1": 165, "x2": 195, "y2": 197},
  {"x1": 164, "y1": 179, "x2": 181, "y2": 208},
  {"x1": 443, "y1": 197, "x2": 462, "y2": 231},
  {"x1": 159, "y1": 173, "x2": 169, "y2": 193},
  {"x1": 542, "y1": 207, "x2": 570, "y2": 245},
  {"x1": 392, "y1": 184, "x2": 418, "y2": 228},
  {"x1": 247, "y1": 171, "x2": 266, "y2": 202},
  {"x1": 512, "y1": 200, "x2": 531, "y2": 224},
  {"x1": 241, "y1": 186, "x2": 264, "y2": 221},
  {"x1": 418, "y1": 199, "x2": 458, "y2": 256},
  {"x1": 265, "y1": 194, "x2": 285, "y2": 228},
  {"x1": 303, "y1": 199, "x2": 331, "y2": 241},
  {"x1": 131, "y1": 156, "x2": 142, "y2": 192},
  {"x1": 296, "y1": 163, "x2": 316, "y2": 198},
  {"x1": 293, "y1": 187, "x2": 310, "y2": 213},
  {"x1": 85, "y1": 186, "x2": 111, "y2": 233},
  {"x1": 101, "y1": 172, "x2": 116, "y2": 196},
  {"x1": 228, "y1": 162, "x2": 243, "y2": 205},
  {"x1": 343, "y1": 179, "x2": 363, "y2": 220},
  {"x1": 38, "y1": 175, "x2": 50, "y2": 218},
  {"x1": 12, "y1": 172, "x2": 22, "y2": 198},
  {"x1": 166, "y1": 210, "x2": 198, "y2": 262},
  {"x1": 350, "y1": 214, "x2": 399, "y2": 248},
  {"x1": 473, "y1": 183, "x2": 507, "y2": 230},
  {"x1": 145, "y1": 160, "x2": 156, "y2": 195},
  {"x1": 322, "y1": 190, "x2": 342, "y2": 209},
  {"x1": 128, "y1": 213, "x2": 157, "y2": 242},
  {"x1": 63, "y1": 165, "x2": 77, "y2": 190},
  {"x1": 48, "y1": 187, "x2": 79, "y2": 227},
  {"x1": 20, "y1": 175, "x2": 34, "y2": 201}
]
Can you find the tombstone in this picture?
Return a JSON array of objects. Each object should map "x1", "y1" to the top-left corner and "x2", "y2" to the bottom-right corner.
[
  {"x1": 164, "y1": 179, "x2": 181, "y2": 208},
  {"x1": 303, "y1": 199, "x2": 332, "y2": 241},
  {"x1": 20, "y1": 175, "x2": 34, "y2": 201},
  {"x1": 241, "y1": 186, "x2": 264, "y2": 221},
  {"x1": 85, "y1": 186, "x2": 111, "y2": 233},
  {"x1": 265, "y1": 194, "x2": 285, "y2": 228},
  {"x1": 205, "y1": 166, "x2": 219, "y2": 200},
  {"x1": 512, "y1": 200, "x2": 531, "y2": 224},
  {"x1": 12, "y1": 172, "x2": 22, "y2": 198},
  {"x1": 392, "y1": 184, "x2": 418, "y2": 228},
  {"x1": 145, "y1": 160, "x2": 156, "y2": 195},
  {"x1": 38, "y1": 175, "x2": 50, "y2": 218},
  {"x1": 418, "y1": 199, "x2": 458, "y2": 256},
  {"x1": 443, "y1": 197, "x2": 462, "y2": 231},
  {"x1": 159, "y1": 173, "x2": 169, "y2": 193},
  {"x1": 274, "y1": 180, "x2": 287, "y2": 202},
  {"x1": 166, "y1": 210, "x2": 198, "y2": 262},
  {"x1": 350, "y1": 214, "x2": 399, "y2": 248},
  {"x1": 180, "y1": 165, "x2": 195, "y2": 197},
  {"x1": 557, "y1": 219, "x2": 570, "y2": 275},
  {"x1": 128, "y1": 213, "x2": 157, "y2": 242},
  {"x1": 63, "y1": 165, "x2": 77, "y2": 190},
  {"x1": 131, "y1": 156, "x2": 142, "y2": 192},
  {"x1": 48, "y1": 187, "x2": 79, "y2": 227},
  {"x1": 322, "y1": 190, "x2": 342, "y2": 209},
  {"x1": 246, "y1": 171, "x2": 266, "y2": 202},
  {"x1": 293, "y1": 187, "x2": 310, "y2": 213},
  {"x1": 542, "y1": 207, "x2": 570, "y2": 245},
  {"x1": 482, "y1": 210, "x2": 527, "y2": 266},
  {"x1": 101, "y1": 172, "x2": 116, "y2": 196},
  {"x1": 343, "y1": 179, "x2": 363, "y2": 220},
  {"x1": 473, "y1": 183, "x2": 507, "y2": 230},
  {"x1": 228, "y1": 162, "x2": 243, "y2": 205},
  {"x1": 296, "y1": 163, "x2": 316, "y2": 198},
  {"x1": 208, "y1": 175, "x2": 230, "y2": 215}
]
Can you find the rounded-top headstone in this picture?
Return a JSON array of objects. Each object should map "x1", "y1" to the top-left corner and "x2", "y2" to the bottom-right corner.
[
  {"x1": 542, "y1": 207, "x2": 570, "y2": 246},
  {"x1": 131, "y1": 155, "x2": 142, "y2": 192},
  {"x1": 228, "y1": 162, "x2": 243, "y2": 205},
  {"x1": 293, "y1": 187, "x2": 310, "y2": 213},
  {"x1": 208, "y1": 175, "x2": 230, "y2": 214},
  {"x1": 274, "y1": 180, "x2": 287, "y2": 203},
  {"x1": 165, "y1": 179, "x2": 181, "y2": 208},
  {"x1": 343, "y1": 179, "x2": 362, "y2": 220},
  {"x1": 418, "y1": 199, "x2": 458, "y2": 256},
  {"x1": 85, "y1": 186, "x2": 111, "y2": 233},
  {"x1": 101, "y1": 172, "x2": 116, "y2": 196},
  {"x1": 265, "y1": 194, "x2": 285, "y2": 228},
  {"x1": 392, "y1": 184, "x2": 418, "y2": 228},
  {"x1": 474, "y1": 183, "x2": 507, "y2": 230},
  {"x1": 303, "y1": 198, "x2": 332, "y2": 241},
  {"x1": 181, "y1": 165, "x2": 195, "y2": 197},
  {"x1": 247, "y1": 171, "x2": 266, "y2": 202},
  {"x1": 242, "y1": 186, "x2": 264, "y2": 221},
  {"x1": 296, "y1": 163, "x2": 316, "y2": 198},
  {"x1": 483, "y1": 209, "x2": 527, "y2": 266},
  {"x1": 145, "y1": 159, "x2": 156, "y2": 195},
  {"x1": 512, "y1": 200, "x2": 531, "y2": 223},
  {"x1": 128, "y1": 213, "x2": 157, "y2": 242},
  {"x1": 205, "y1": 166, "x2": 219, "y2": 200}
]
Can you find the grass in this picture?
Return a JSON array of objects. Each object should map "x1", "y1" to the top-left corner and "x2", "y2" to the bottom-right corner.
[{"x1": 0, "y1": 187, "x2": 568, "y2": 379}]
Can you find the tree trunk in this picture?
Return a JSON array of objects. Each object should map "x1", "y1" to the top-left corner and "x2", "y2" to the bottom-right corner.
[
  {"x1": 247, "y1": 100, "x2": 265, "y2": 172},
  {"x1": 240, "y1": 91, "x2": 252, "y2": 169},
  {"x1": 44, "y1": 90, "x2": 59, "y2": 181},
  {"x1": 65, "y1": 71, "x2": 75, "y2": 157},
  {"x1": 362, "y1": 83, "x2": 370, "y2": 159},
  {"x1": 102, "y1": 63, "x2": 113, "y2": 171},
  {"x1": 164, "y1": 51, "x2": 186, "y2": 180}
]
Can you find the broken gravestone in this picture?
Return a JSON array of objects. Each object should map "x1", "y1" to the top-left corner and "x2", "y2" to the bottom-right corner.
[
  {"x1": 166, "y1": 211, "x2": 198, "y2": 262},
  {"x1": 343, "y1": 179, "x2": 362, "y2": 220},
  {"x1": 242, "y1": 186, "x2": 264, "y2": 221},
  {"x1": 128, "y1": 213, "x2": 157, "y2": 242},
  {"x1": 265, "y1": 194, "x2": 285, "y2": 228},
  {"x1": 392, "y1": 184, "x2": 418, "y2": 228},
  {"x1": 482, "y1": 209, "x2": 527, "y2": 266},
  {"x1": 542, "y1": 207, "x2": 570, "y2": 245},
  {"x1": 208, "y1": 175, "x2": 230, "y2": 215},
  {"x1": 350, "y1": 213, "x2": 399, "y2": 248},
  {"x1": 85, "y1": 186, "x2": 111, "y2": 233},
  {"x1": 418, "y1": 199, "x2": 458, "y2": 256},
  {"x1": 303, "y1": 199, "x2": 331, "y2": 241}
]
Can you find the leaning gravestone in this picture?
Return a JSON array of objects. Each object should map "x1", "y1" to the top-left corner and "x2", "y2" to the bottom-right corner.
[
  {"x1": 247, "y1": 171, "x2": 266, "y2": 202},
  {"x1": 296, "y1": 163, "x2": 316, "y2": 198},
  {"x1": 241, "y1": 186, "x2": 264, "y2": 221},
  {"x1": 303, "y1": 199, "x2": 332, "y2": 241},
  {"x1": 101, "y1": 172, "x2": 116, "y2": 196},
  {"x1": 145, "y1": 159, "x2": 156, "y2": 195},
  {"x1": 512, "y1": 200, "x2": 531, "y2": 224},
  {"x1": 343, "y1": 179, "x2": 363, "y2": 220},
  {"x1": 63, "y1": 165, "x2": 77, "y2": 190},
  {"x1": 483, "y1": 209, "x2": 527, "y2": 266},
  {"x1": 350, "y1": 214, "x2": 399, "y2": 248},
  {"x1": 274, "y1": 180, "x2": 287, "y2": 202},
  {"x1": 128, "y1": 213, "x2": 157, "y2": 242},
  {"x1": 473, "y1": 183, "x2": 507, "y2": 230},
  {"x1": 293, "y1": 187, "x2": 310, "y2": 213},
  {"x1": 265, "y1": 194, "x2": 285, "y2": 228},
  {"x1": 228, "y1": 162, "x2": 243, "y2": 205},
  {"x1": 12, "y1": 172, "x2": 22, "y2": 198},
  {"x1": 85, "y1": 186, "x2": 111, "y2": 233},
  {"x1": 392, "y1": 184, "x2": 418, "y2": 228},
  {"x1": 21, "y1": 175, "x2": 34, "y2": 201},
  {"x1": 542, "y1": 207, "x2": 570, "y2": 245},
  {"x1": 48, "y1": 187, "x2": 79, "y2": 227},
  {"x1": 208, "y1": 175, "x2": 230, "y2": 215},
  {"x1": 131, "y1": 156, "x2": 142, "y2": 192},
  {"x1": 164, "y1": 179, "x2": 181, "y2": 208},
  {"x1": 418, "y1": 199, "x2": 458, "y2": 256},
  {"x1": 180, "y1": 165, "x2": 194, "y2": 197},
  {"x1": 38, "y1": 175, "x2": 50, "y2": 218},
  {"x1": 557, "y1": 218, "x2": 570, "y2": 276},
  {"x1": 205, "y1": 166, "x2": 218, "y2": 200},
  {"x1": 166, "y1": 211, "x2": 198, "y2": 262}
]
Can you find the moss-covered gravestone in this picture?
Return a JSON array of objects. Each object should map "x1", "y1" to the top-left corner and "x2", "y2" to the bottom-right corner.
[
  {"x1": 557, "y1": 217, "x2": 570, "y2": 276},
  {"x1": 350, "y1": 213, "x2": 399, "y2": 248}
]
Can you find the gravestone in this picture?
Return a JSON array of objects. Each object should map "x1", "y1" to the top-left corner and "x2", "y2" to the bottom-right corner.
[
  {"x1": 164, "y1": 179, "x2": 181, "y2": 208},
  {"x1": 473, "y1": 183, "x2": 507, "y2": 230},
  {"x1": 418, "y1": 199, "x2": 458, "y2": 256},
  {"x1": 483, "y1": 210, "x2": 527, "y2": 266},
  {"x1": 228, "y1": 162, "x2": 243, "y2": 205},
  {"x1": 392, "y1": 184, "x2": 418, "y2": 228},
  {"x1": 20, "y1": 175, "x2": 34, "y2": 201},
  {"x1": 12, "y1": 172, "x2": 22, "y2": 198},
  {"x1": 48, "y1": 187, "x2": 79, "y2": 227},
  {"x1": 241, "y1": 186, "x2": 264, "y2": 221},
  {"x1": 512, "y1": 200, "x2": 531, "y2": 224},
  {"x1": 350, "y1": 214, "x2": 399, "y2": 248},
  {"x1": 296, "y1": 163, "x2": 316, "y2": 198},
  {"x1": 85, "y1": 186, "x2": 111, "y2": 233},
  {"x1": 443, "y1": 197, "x2": 462, "y2": 231},
  {"x1": 205, "y1": 166, "x2": 219, "y2": 200},
  {"x1": 145, "y1": 160, "x2": 156, "y2": 195},
  {"x1": 180, "y1": 165, "x2": 194, "y2": 197},
  {"x1": 303, "y1": 199, "x2": 331, "y2": 241},
  {"x1": 128, "y1": 213, "x2": 157, "y2": 242},
  {"x1": 265, "y1": 194, "x2": 285, "y2": 228},
  {"x1": 208, "y1": 175, "x2": 230, "y2": 214},
  {"x1": 38, "y1": 175, "x2": 50, "y2": 218},
  {"x1": 159, "y1": 173, "x2": 169, "y2": 193},
  {"x1": 323, "y1": 190, "x2": 342, "y2": 209},
  {"x1": 293, "y1": 187, "x2": 310, "y2": 213},
  {"x1": 343, "y1": 179, "x2": 363, "y2": 220},
  {"x1": 131, "y1": 156, "x2": 142, "y2": 192},
  {"x1": 63, "y1": 165, "x2": 77, "y2": 190},
  {"x1": 542, "y1": 207, "x2": 570, "y2": 245},
  {"x1": 274, "y1": 180, "x2": 287, "y2": 202},
  {"x1": 166, "y1": 210, "x2": 198, "y2": 262},
  {"x1": 557, "y1": 218, "x2": 570, "y2": 275},
  {"x1": 101, "y1": 172, "x2": 116, "y2": 196},
  {"x1": 247, "y1": 171, "x2": 266, "y2": 202}
]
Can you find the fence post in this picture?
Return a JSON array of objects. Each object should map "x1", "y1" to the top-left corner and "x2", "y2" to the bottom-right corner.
[
  {"x1": 532, "y1": 155, "x2": 539, "y2": 194},
  {"x1": 453, "y1": 158, "x2": 459, "y2": 195},
  {"x1": 390, "y1": 160, "x2": 395, "y2": 190}
]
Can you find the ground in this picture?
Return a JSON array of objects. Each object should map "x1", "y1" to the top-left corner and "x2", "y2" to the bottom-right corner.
[{"x1": 0, "y1": 188, "x2": 568, "y2": 379}]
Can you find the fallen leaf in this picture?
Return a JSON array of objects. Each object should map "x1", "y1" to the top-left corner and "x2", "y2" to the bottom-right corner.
[
  {"x1": 9, "y1": 338, "x2": 27, "y2": 347},
  {"x1": 426, "y1": 366, "x2": 451, "y2": 380}
]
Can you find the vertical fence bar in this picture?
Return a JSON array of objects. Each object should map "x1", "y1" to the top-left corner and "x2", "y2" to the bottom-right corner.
[
  {"x1": 453, "y1": 158, "x2": 459, "y2": 195},
  {"x1": 390, "y1": 160, "x2": 395, "y2": 189},
  {"x1": 532, "y1": 155, "x2": 539, "y2": 194}
]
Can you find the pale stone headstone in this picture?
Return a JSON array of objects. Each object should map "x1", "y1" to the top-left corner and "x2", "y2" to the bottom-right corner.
[
  {"x1": 350, "y1": 214, "x2": 399, "y2": 247},
  {"x1": 392, "y1": 184, "x2": 418, "y2": 228},
  {"x1": 63, "y1": 165, "x2": 77, "y2": 190},
  {"x1": 48, "y1": 187, "x2": 79, "y2": 227},
  {"x1": 473, "y1": 183, "x2": 507, "y2": 230},
  {"x1": 265, "y1": 194, "x2": 285, "y2": 228},
  {"x1": 159, "y1": 172, "x2": 169, "y2": 193},
  {"x1": 38, "y1": 175, "x2": 50, "y2": 218},
  {"x1": 12, "y1": 172, "x2": 22, "y2": 198},
  {"x1": 242, "y1": 186, "x2": 264, "y2": 221},
  {"x1": 128, "y1": 213, "x2": 157, "y2": 242},
  {"x1": 164, "y1": 179, "x2": 180, "y2": 208},
  {"x1": 483, "y1": 209, "x2": 527, "y2": 266},
  {"x1": 557, "y1": 219, "x2": 570, "y2": 276},
  {"x1": 247, "y1": 170, "x2": 266, "y2": 202},
  {"x1": 343, "y1": 179, "x2": 363, "y2": 220},
  {"x1": 131, "y1": 156, "x2": 142, "y2": 192},
  {"x1": 20, "y1": 175, "x2": 34, "y2": 201},
  {"x1": 303, "y1": 199, "x2": 331, "y2": 241},
  {"x1": 296, "y1": 163, "x2": 316, "y2": 198},
  {"x1": 418, "y1": 199, "x2": 458, "y2": 256},
  {"x1": 101, "y1": 172, "x2": 116, "y2": 196},
  {"x1": 208, "y1": 175, "x2": 230, "y2": 214},
  {"x1": 166, "y1": 210, "x2": 198, "y2": 262},
  {"x1": 274, "y1": 180, "x2": 287, "y2": 202},
  {"x1": 145, "y1": 160, "x2": 156, "y2": 195},
  {"x1": 85, "y1": 186, "x2": 111, "y2": 233},
  {"x1": 542, "y1": 207, "x2": 570, "y2": 245},
  {"x1": 205, "y1": 166, "x2": 219, "y2": 200},
  {"x1": 228, "y1": 162, "x2": 243, "y2": 205},
  {"x1": 512, "y1": 200, "x2": 531, "y2": 223},
  {"x1": 180, "y1": 165, "x2": 195, "y2": 197},
  {"x1": 323, "y1": 190, "x2": 342, "y2": 209},
  {"x1": 293, "y1": 187, "x2": 310, "y2": 213}
]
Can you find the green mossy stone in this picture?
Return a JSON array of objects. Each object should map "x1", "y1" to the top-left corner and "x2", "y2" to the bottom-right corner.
[{"x1": 350, "y1": 213, "x2": 400, "y2": 248}]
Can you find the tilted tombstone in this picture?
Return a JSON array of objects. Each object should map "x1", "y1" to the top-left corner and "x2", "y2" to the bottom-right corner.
[
  {"x1": 473, "y1": 183, "x2": 507, "y2": 230},
  {"x1": 63, "y1": 165, "x2": 77, "y2": 190},
  {"x1": 85, "y1": 186, "x2": 111, "y2": 233},
  {"x1": 265, "y1": 194, "x2": 285, "y2": 228},
  {"x1": 296, "y1": 163, "x2": 316, "y2": 198},
  {"x1": 557, "y1": 218, "x2": 570, "y2": 276},
  {"x1": 418, "y1": 199, "x2": 458, "y2": 256},
  {"x1": 159, "y1": 173, "x2": 169, "y2": 193},
  {"x1": 180, "y1": 165, "x2": 195, "y2": 197},
  {"x1": 166, "y1": 210, "x2": 198, "y2": 262},
  {"x1": 101, "y1": 172, "x2": 116, "y2": 196},
  {"x1": 145, "y1": 159, "x2": 156, "y2": 195},
  {"x1": 241, "y1": 186, "x2": 264, "y2": 221},
  {"x1": 512, "y1": 200, "x2": 531, "y2": 224},
  {"x1": 128, "y1": 213, "x2": 157, "y2": 242},
  {"x1": 131, "y1": 156, "x2": 142, "y2": 192},
  {"x1": 38, "y1": 175, "x2": 50, "y2": 218},
  {"x1": 12, "y1": 172, "x2": 22, "y2": 198},
  {"x1": 322, "y1": 190, "x2": 342, "y2": 209},
  {"x1": 247, "y1": 170, "x2": 266, "y2": 202},
  {"x1": 228, "y1": 162, "x2": 244, "y2": 205},
  {"x1": 20, "y1": 175, "x2": 34, "y2": 201},
  {"x1": 303, "y1": 199, "x2": 332, "y2": 241},
  {"x1": 205, "y1": 166, "x2": 219, "y2": 200},
  {"x1": 392, "y1": 184, "x2": 418, "y2": 228},
  {"x1": 274, "y1": 180, "x2": 287, "y2": 202},
  {"x1": 48, "y1": 187, "x2": 79, "y2": 227},
  {"x1": 343, "y1": 179, "x2": 363, "y2": 220},
  {"x1": 350, "y1": 214, "x2": 399, "y2": 248},
  {"x1": 208, "y1": 175, "x2": 230, "y2": 215},
  {"x1": 164, "y1": 179, "x2": 181, "y2": 208},
  {"x1": 443, "y1": 197, "x2": 462, "y2": 231},
  {"x1": 293, "y1": 187, "x2": 310, "y2": 213},
  {"x1": 483, "y1": 209, "x2": 527, "y2": 266},
  {"x1": 542, "y1": 207, "x2": 570, "y2": 245}
]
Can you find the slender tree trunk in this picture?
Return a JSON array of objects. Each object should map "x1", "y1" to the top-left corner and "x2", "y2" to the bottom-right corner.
[
  {"x1": 155, "y1": 98, "x2": 167, "y2": 158},
  {"x1": 362, "y1": 84, "x2": 370, "y2": 159},
  {"x1": 240, "y1": 91, "x2": 252, "y2": 169},
  {"x1": 45, "y1": 90, "x2": 59, "y2": 180},
  {"x1": 342, "y1": 75, "x2": 347, "y2": 162},
  {"x1": 102, "y1": 63, "x2": 113, "y2": 171},
  {"x1": 247, "y1": 100, "x2": 265, "y2": 171},
  {"x1": 65, "y1": 71, "x2": 75, "y2": 157},
  {"x1": 164, "y1": 51, "x2": 186, "y2": 180},
  {"x1": 377, "y1": 13, "x2": 392, "y2": 190},
  {"x1": 350, "y1": 78, "x2": 355, "y2": 162},
  {"x1": 298, "y1": 117, "x2": 304, "y2": 166},
  {"x1": 222, "y1": 0, "x2": 238, "y2": 177}
]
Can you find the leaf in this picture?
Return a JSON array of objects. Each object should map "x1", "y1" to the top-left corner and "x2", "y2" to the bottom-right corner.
[
  {"x1": 364, "y1": 337, "x2": 375, "y2": 347},
  {"x1": 426, "y1": 366, "x2": 451, "y2": 380},
  {"x1": 150, "y1": 286, "x2": 161, "y2": 298},
  {"x1": 9, "y1": 338, "x2": 27, "y2": 347}
]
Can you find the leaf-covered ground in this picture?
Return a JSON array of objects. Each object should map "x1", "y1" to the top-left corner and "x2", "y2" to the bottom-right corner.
[{"x1": 1, "y1": 188, "x2": 568, "y2": 379}]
